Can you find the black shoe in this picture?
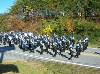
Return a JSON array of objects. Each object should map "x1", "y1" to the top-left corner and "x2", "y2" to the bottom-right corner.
[{"x1": 68, "y1": 58, "x2": 71, "y2": 60}]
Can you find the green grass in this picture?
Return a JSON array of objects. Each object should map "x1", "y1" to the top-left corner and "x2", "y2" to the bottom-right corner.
[
  {"x1": 89, "y1": 37, "x2": 100, "y2": 48},
  {"x1": 0, "y1": 61, "x2": 100, "y2": 74}
]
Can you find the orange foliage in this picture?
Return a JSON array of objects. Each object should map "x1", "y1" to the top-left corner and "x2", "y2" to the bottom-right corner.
[
  {"x1": 65, "y1": 19, "x2": 74, "y2": 33},
  {"x1": 7, "y1": 15, "x2": 41, "y2": 32}
]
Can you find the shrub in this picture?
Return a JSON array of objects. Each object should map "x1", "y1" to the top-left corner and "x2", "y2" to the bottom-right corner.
[
  {"x1": 74, "y1": 19, "x2": 96, "y2": 35},
  {"x1": 41, "y1": 17, "x2": 66, "y2": 36}
]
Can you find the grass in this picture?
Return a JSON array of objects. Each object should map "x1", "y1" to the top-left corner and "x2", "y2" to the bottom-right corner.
[
  {"x1": 89, "y1": 37, "x2": 100, "y2": 48},
  {"x1": 0, "y1": 61, "x2": 100, "y2": 74}
]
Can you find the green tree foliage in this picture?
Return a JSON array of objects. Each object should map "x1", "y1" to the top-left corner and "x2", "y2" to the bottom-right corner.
[
  {"x1": 41, "y1": 16, "x2": 66, "y2": 36},
  {"x1": 0, "y1": 14, "x2": 9, "y2": 32},
  {"x1": 10, "y1": 0, "x2": 100, "y2": 20},
  {"x1": 74, "y1": 19, "x2": 96, "y2": 35}
]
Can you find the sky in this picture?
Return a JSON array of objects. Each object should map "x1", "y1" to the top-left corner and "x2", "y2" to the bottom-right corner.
[{"x1": 0, "y1": 0, "x2": 15, "y2": 14}]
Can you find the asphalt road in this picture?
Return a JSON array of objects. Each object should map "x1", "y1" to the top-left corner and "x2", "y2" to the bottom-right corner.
[{"x1": 0, "y1": 44, "x2": 100, "y2": 69}]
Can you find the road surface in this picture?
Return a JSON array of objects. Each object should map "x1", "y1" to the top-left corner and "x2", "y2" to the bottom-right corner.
[{"x1": 0, "y1": 44, "x2": 100, "y2": 69}]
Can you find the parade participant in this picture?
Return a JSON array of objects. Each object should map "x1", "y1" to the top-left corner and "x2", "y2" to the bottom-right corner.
[
  {"x1": 2, "y1": 33, "x2": 8, "y2": 45},
  {"x1": 43, "y1": 34, "x2": 50, "y2": 54},
  {"x1": 51, "y1": 35, "x2": 59, "y2": 57},
  {"x1": 15, "y1": 34, "x2": 19, "y2": 44},
  {"x1": 75, "y1": 40, "x2": 82, "y2": 58},
  {"x1": 68, "y1": 43, "x2": 74, "y2": 60},
  {"x1": 52, "y1": 41, "x2": 58, "y2": 57},
  {"x1": 84, "y1": 36, "x2": 89, "y2": 48},
  {"x1": 82, "y1": 36, "x2": 89, "y2": 51},
  {"x1": 0, "y1": 32, "x2": 3, "y2": 44},
  {"x1": 69, "y1": 34, "x2": 75, "y2": 47},
  {"x1": 56, "y1": 37, "x2": 62, "y2": 54},
  {"x1": 8, "y1": 35, "x2": 12, "y2": 46},
  {"x1": 40, "y1": 39, "x2": 44, "y2": 54},
  {"x1": 19, "y1": 34, "x2": 24, "y2": 49},
  {"x1": 22, "y1": 38, "x2": 29, "y2": 51},
  {"x1": 29, "y1": 35, "x2": 38, "y2": 53},
  {"x1": 60, "y1": 35, "x2": 67, "y2": 52}
]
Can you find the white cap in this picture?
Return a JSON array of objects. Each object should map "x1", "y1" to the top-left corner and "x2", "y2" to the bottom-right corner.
[
  {"x1": 28, "y1": 32, "x2": 33, "y2": 36},
  {"x1": 24, "y1": 33, "x2": 27, "y2": 37}
]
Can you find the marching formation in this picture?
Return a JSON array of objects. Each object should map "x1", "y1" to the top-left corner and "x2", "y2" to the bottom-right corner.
[{"x1": 0, "y1": 31, "x2": 89, "y2": 60}]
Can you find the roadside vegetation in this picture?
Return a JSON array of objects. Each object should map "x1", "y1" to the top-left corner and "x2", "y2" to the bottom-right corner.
[{"x1": 0, "y1": 61, "x2": 100, "y2": 74}]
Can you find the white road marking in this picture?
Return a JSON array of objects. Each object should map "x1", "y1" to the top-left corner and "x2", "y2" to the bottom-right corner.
[
  {"x1": 88, "y1": 47, "x2": 98, "y2": 49},
  {"x1": 19, "y1": 53, "x2": 23, "y2": 55},
  {"x1": 10, "y1": 51, "x2": 14, "y2": 53},
  {"x1": 29, "y1": 55, "x2": 100, "y2": 69},
  {"x1": 81, "y1": 52, "x2": 100, "y2": 57},
  {"x1": 24, "y1": 53, "x2": 28, "y2": 56},
  {"x1": 34, "y1": 56, "x2": 39, "y2": 58},
  {"x1": 29, "y1": 55, "x2": 33, "y2": 57},
  {"x1": 3, "y1": 47, "x2": 100, "y2": 69},
  {"x1": 15, "y1": 51, "x2": 19, "y2": 54}
]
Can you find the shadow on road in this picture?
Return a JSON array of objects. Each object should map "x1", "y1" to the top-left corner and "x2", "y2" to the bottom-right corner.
[
  {"x1": 0, "y1": 64, "x2": 19, "y2": 74},
  {"x1": 59, "y1": 53, "x2": 69, "y2": 58},
  {"x1": 0, "y1": 44, "x2": 15, "y2": 63},
  {"x1": 47, "y1": 51, "x2": 54, "y2": 56},
  {"x1": 36, "y1": 50, "x2": 42, "y2": 54}
]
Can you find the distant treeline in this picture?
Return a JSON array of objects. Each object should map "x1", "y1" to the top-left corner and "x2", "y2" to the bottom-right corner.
[{"x1": 9, "y1": 0, "x2": 100, "y2": 22}]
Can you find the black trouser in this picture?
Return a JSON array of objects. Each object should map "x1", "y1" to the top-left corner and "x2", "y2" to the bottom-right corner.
[
  {"x1": 62, "y1": 42, "x2": 66, "y2": 52},
  {"x1": 8, "y1": 41, "x2": 11, "y2": 46},
  {"x1": 19, "y1": 41, "x2": 23, "y2": 49},
  {"x1": 75, "y1": 51, "x2": 80, "y2": 58},
  {"x1": 69, "y1": 49, "x2": 74, "y2": 60},
  {"x1": 82, "y1": 45, "x2": 86, "y2": 51},
  {"x1": 53, "y1": 46, "x2": 57, "y2": 57},
  {"x1": 31, "y1": 44, "x2": 37, "y2": 52},
  {"x1": 40, "y1": 44, "x2": 44, "y2": 54},
  {"x1": 75, "y1": 48, "x2": 81, "y2": 58},
  {"x1": 58, "y1": 45, "x2": 62, "y2": 54},
  {"x1": 28, "y1": 43, "x2": 32, "y2": 52},
  {"x1": 0, "y1": 37, "x2": 2, "y2": 44},
  {"x1": 45, "y1": 44, "x2": 49, "y2": 53},
  {"x1": 3, "y1": 38, "x2": 7, "y2": 45},
  {"x1": 13, "y1": 38, "x2": 18, "y2": 45}
]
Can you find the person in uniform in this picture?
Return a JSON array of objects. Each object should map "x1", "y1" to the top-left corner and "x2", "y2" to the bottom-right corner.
[
  {"x1": 19, "y1": 34, "x2": 24, "y2": 49},
  {"x1": 44, "y1": 35, "x2": 50, "y2": 54},
  {"x1": 68, "y1": 43, "x2": 74, "y2": 60},
  {"x1": 3, "y1": 33, "x2": 8, "y2": 45},
  {"x1": 75, "y1": 40, "x2": 82, "y2": 58},
  {"x1": 84, "y1": 36, "x2": 89, "y2": 49},
  {"x1": 61, "y1": 35, "x2": 67, "y2": 52},
  {"x1": 0, "y1": 32, "x2": 3, "y2": 45},
  {"x1": 29, "y1": 37, "x2": 36, "y2": 53},
  {"x1": 57, "y1": 37, "x2": 62, "y2": 54},
  {"x1": 82, "y1": 36, "x2": 89, "y2": 51},
  {"x1": 69, "y1": 34, "x2": 75, "y2": 47},
  {"x1": 8, "y1": 35, "x2": 12, "y2": 46},
  {"x1": 40, "y1": 39, "x2": 44, "y2": 54},
  {"x1": 52, "y1": 35, "x2": 58, "y2": 57},
  {"x1": 52, "y1": 40, "x2": 58, "y2": 57},
  {"x1": 13, "y1": 33, "x2": 19, "y2": 45}
]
